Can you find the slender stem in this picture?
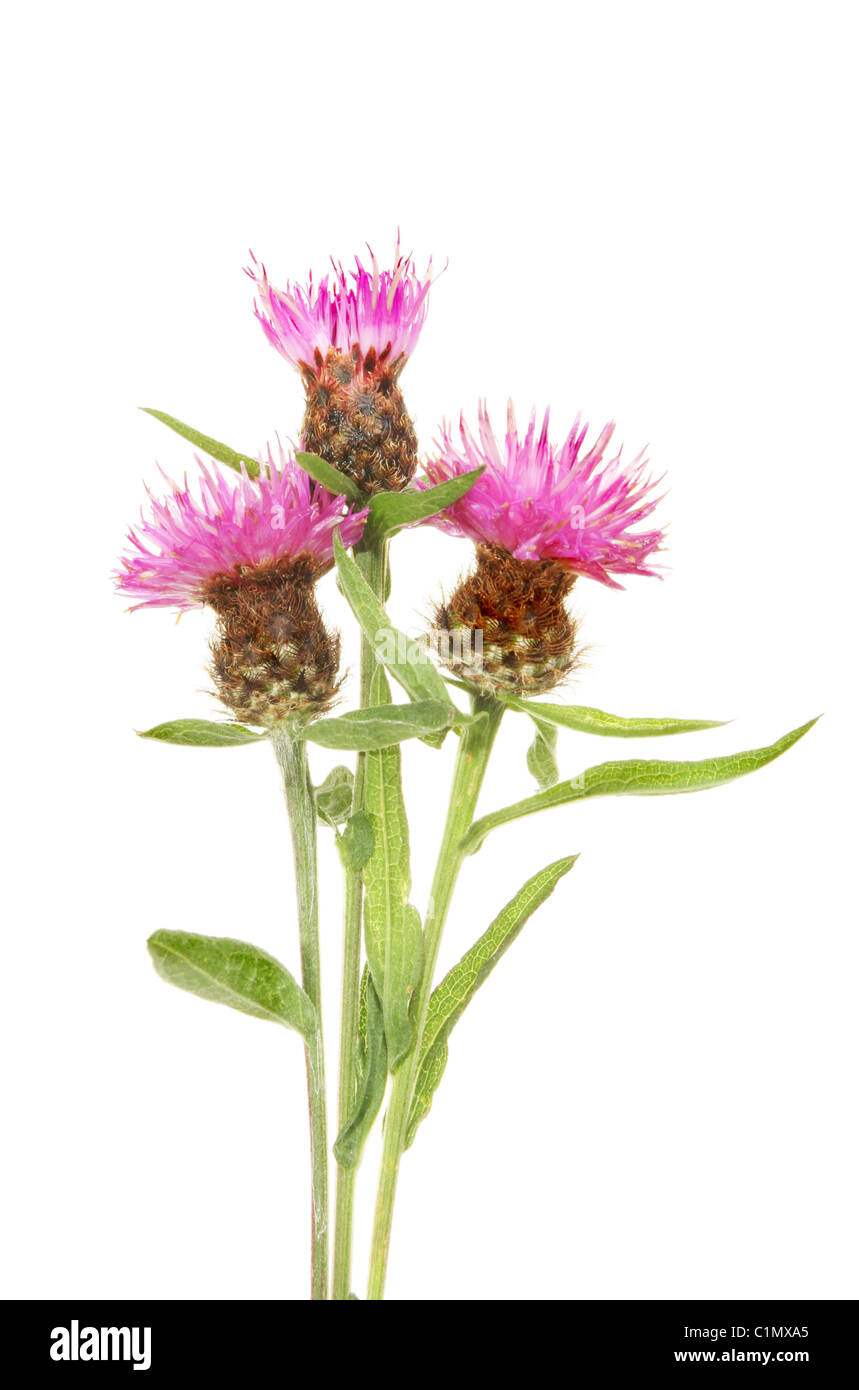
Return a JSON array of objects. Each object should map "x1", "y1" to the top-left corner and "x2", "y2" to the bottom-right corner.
[
  {"x1": 271, "y1": 729, "x2": 329, "y2": 1301},
  {"x1": 331, "y1": 540, "x2": 389, "y2": 1300},
  {"x1": 366, "y1": 695, "x2": 504, "y2": 1300}
]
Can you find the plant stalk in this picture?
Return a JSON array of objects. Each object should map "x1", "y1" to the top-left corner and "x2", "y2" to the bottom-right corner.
[
  {"x1": 331, "y1": 539, "x2": 389, "y2": 1300},
  {"x1": 272, "y1": 728, "x2": 329, "y2": 1301},
  {"x1": 366, "y1": 694, "x2": 504, "y2": 1299}
]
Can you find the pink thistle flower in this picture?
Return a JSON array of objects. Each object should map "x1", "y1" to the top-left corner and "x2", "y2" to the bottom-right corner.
[
  {"x1": 116, "y1": 442, "x2": 367, "y2": 612},
  {"x1": 422, "y1": 403, "x2": 665, "y2": 589},
  {"x1": 247, "y1": 240, "x2": 436, "y2": 374}
]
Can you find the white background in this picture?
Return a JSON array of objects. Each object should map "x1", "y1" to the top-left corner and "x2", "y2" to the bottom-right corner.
[{"x1": 2, "y1": 1, "x2": 856, "y2": 1301}]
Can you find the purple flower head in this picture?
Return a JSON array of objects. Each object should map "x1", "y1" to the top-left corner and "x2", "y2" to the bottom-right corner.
[
  {"x1": 116, "y1": 442, "x2": 367, "y2": 612},
  {"x1": 422, "y1": 403, "x2": 665, "y2": 588},
  {"x1": 248, "y1": 239, "x2": 437, "y2": 373}
]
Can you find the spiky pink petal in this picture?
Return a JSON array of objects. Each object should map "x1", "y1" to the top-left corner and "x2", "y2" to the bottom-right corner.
[
  {"x1": 421, "y1": 403, "x2": 665, "y2": 587},
  {"x1": 248, "y1": 241, "x2": 436, "y2": 371},
  {"x1": 116, "y1": 443, "x2": 367, "y2": 611}
]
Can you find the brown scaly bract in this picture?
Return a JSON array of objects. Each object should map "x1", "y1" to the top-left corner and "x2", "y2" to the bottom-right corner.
[
  {"x1": 300, "y1": 345, "x2": 418, "y2": 496},
  {"x1": 435, "y1": 544, "x2": 579, "y2": 697},
  {"x1": 204, "y1": 556, "x2": 342, "y2": 726}
]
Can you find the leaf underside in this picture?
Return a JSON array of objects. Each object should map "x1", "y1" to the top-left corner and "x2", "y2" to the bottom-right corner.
[
  {"x1": 147, "y1": 930, "x2": 316, "y2": 1038},
  {"x1": 138, "y1": 719, "x2": 266, "y2": 747}
]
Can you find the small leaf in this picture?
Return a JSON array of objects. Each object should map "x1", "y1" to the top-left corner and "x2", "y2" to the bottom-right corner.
[
  {"x1": 332, "y1": 528, "x2": 452, "y2": 715},
  {"x1": 295, "y1": 450, "x2": 364, "y2": 504},
  {"x1": 314, "y1": 765, "x2": 354, "y2": 827},
  {"x1": 142, "y1": 409, "x2": 260, "y2": 478},
  {"x1": 362, "y1": 468, "x2": 485, "y2": 547},
  {"x1": 406, "y1": 855, "x2": 578, "y2": 1148},
  {"x1": 138, "y1": 719, "x2": 266, "y2": 747},
  {"x1": 147, "y1": 930, "x2": 316, "y2": 1037},
  {"x1": 362, "y1": 665, "x2": 424, "y2": 1069},
  {"x1": 526, "y1": 717, "x2": 559, "y2": 790},
  {"x1": 301, "y1": 701, "x2": 455, "y2": 751},
  {"x1": 336, "y1": 811, "x2": 375, "y2": 873},
  {"x1": 334, "y1": 968, "x2": 388, "y2": 1167},
  {"x1": 504, "y1": 695, "x2": 727, "y2": 738},
  {"x1": 462, "y1": 718, "x2": 819, "y2": 855}
]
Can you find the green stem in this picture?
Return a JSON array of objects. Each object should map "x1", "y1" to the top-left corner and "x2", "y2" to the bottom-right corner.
[
  {"x1": 272, "y1": 729, "x2": 329, "y2": 1301},
  {"x1": 366, "y1": 694, "x2": 504, "y2": 1300},
  {"x1": 331, "y1": 540, "x2": 389, "y2": 1301}
]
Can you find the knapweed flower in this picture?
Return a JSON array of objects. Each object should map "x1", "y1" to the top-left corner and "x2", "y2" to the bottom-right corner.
[
  {"x1": 117, "y1": 445, "x2": 367, "y2": 724},
  {"x1": 421, "y1": 404, "x2": 664, "y2": 695},
  {"x1": 248, "y1": 243, "x2": 437, "y2": 495}
]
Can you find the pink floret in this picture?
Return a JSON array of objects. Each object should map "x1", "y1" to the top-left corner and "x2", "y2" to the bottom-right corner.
[
  {"x1": 421, "y1": 403, "x2": 665, "y2": 587},
  {"x1": 116, "y1": 442, "x2": 367, "y2": 611},
  {"x1": 248, "y1": 240, "x2": 437, "y2": 370}
]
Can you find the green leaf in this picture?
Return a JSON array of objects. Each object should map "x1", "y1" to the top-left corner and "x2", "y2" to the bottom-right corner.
[
  {"x1": 334, "y1": 968, "x2": 388, "y2": 1167},
  {"x1": 362, "y1": 468, "x2": 485, "y2": 547},
  {"x1": 142, "y1": 409, "x2": 261, "y2": 478},
  {"x1": 504, "y1": 694, "x2": 727, "y2": 738},
  {"x1": 295, "y1": 450, "x2": 364, "y2": 504},
  {"x1": 362, "y1": 665, "x2": 424, "y2": 1069},
  {"x1": 332, "y1": 528, "x2": 454, "y2": 748},
  {"x1": 462, "y1": 718, "x2": 819, "y2": 855},
  {"x1": 314, "y1": 765, "x2": 354, "y2": 827},
  {"x1": 147, "y1": 930, "x2": 316, "y2": 1037},
  {"x1": 138, "y1": 719, "x2": 266, "y2": 747},
  {"x1": 301, "y1": 701, "x2": 456, "y2": 751},
  {"x1": 336, "y1": 811, "x2": 375, "y2": 873},
  {"x1": 406, "y1": 855, "x2": 578, "y2": 1149},
  {"x1": 526, "y1": 717, "x2": 560, "y2": 791}
]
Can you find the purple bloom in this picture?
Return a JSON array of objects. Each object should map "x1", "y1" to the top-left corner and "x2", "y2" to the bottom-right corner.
[
  {"x1": 248, "y1": 241, "x2": 436, "y2": 374},
  {"x1": 117, "y1": 443, "x2": 367, "y2": 612},
  {"x1": 422, "y1": 403, "x2": 665, "y2": 588}
]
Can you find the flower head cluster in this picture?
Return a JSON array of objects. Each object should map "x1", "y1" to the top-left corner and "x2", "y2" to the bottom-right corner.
[
  {"x1": 422, "y1": 403, "x2": 664, "y2": 588},
  {"x1": 248, "y1": 242, "x2": 435, "y2": 374},
  {"x1": 117, "y1": 443, "x2": 367, "y2": 612}
]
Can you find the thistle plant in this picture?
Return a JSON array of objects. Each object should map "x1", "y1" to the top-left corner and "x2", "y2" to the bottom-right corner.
[{"x1": 117, "y1": 243, "x2": 816, "y2": 1301}]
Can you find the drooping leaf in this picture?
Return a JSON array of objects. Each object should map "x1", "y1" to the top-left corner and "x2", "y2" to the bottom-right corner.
[
  {"x1": 336, "y1": 811, "x2": 375, "y2": 872},
  {"x1": 301, "y1": 701, "x2": 455, "y2": 751},
  {"x1": 334, "y1": 968, "x2": 388, "y2": 1167},
  {"x1": 406, "y1": 855, "x2": 578, "y2": 1148},
  {"x1": 361, "y1": 665, "x2": 424, "y2": 1069},
  {"x1": 141, "y1": 409, "x2": 260, "y2": 478},
  {"x1": 295, "y1": 450, "x2": 364, "y2": 504},
  {"x1": 314, "y1": 765, "x2": 354, "y2": 827},
  {"x1": 147, "y1": 930, "x2": 316, "y2": 1037},
  {"x1": 138, "y1": 719, "x2": 266, "y2": 747},
  {"x1": 526, "y1": 717, "x2": 559, "y2": 790},
  {"x1": 361, "y1": 468, "x2": 484, "y2": 548},
  {"x1": 504, "y1": 694, "x2": 727, "y2": 738},
  {"x1": 462, "y1": 718, "x2": 819, "y2": 855},
  {"x1": 332, "y1": 528, "x2": 452, "y2": 713}
]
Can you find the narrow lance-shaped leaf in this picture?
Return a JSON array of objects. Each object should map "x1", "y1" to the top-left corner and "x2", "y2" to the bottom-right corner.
[
  {"x1": 462, "y1": 718, "x2": 819, "y2": 855},
  {"x1": 334, "y1": 967, "x2": 388, "y2": 1168},
  {"x1": 526, "y1": 717, "x2": 560, "y2": 790},
  {"x1": 300, "y1": 701, "x2": 455, "y2": 751},
  {"x1": 295, "y1": 450, "x2": 364, "y2": 504},
  {"x1": 362, "y1": 664, "x2": 424, "y2": 1070},
  {"x1": 503, "y1": 694, "x2": 727, "y2": 738},
  {"x1": 332, "y1": 528, "x2": 452, "y2": 712},
  {"x1": 405, "y1": 855, "x2": 578, "y2": 1149},
  {"x1": 314, "y1": 765, "x2": 354, "y2": 827},
  {"x1": 362, "y1": 468, "x2": 485, "y2": 547},
  {"x1": 142, "y1": 409, "x2": 260, "y2": 478},
  {"x1": 147, "y1": 930, "x2": 316, "y2": 1038},
  {"x1": 138, "y1": 719, "x2": 266, "y2": 747}
]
